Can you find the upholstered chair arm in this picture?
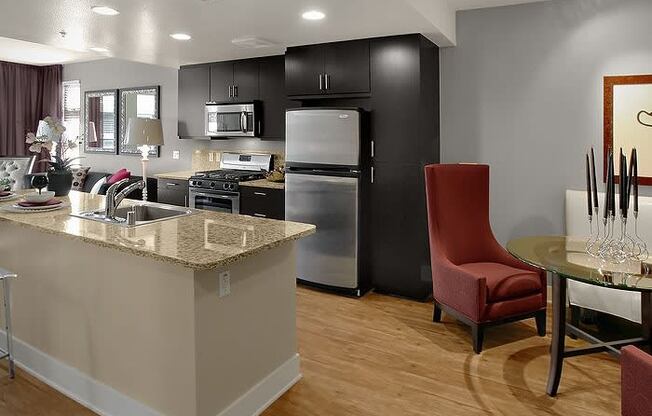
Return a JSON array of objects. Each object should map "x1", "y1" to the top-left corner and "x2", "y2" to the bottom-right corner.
[
  {"x1": 621, "y1": 346, "x2": 652, "y2": 416},
  {"x1": 432, "y1": 258, "x2": 487, "y2": 322}
]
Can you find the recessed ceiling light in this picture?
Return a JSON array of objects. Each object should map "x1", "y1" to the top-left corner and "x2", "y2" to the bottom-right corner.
[
  {"x1": 91, "y1": 6, "x2": 120, "y2": 16},
  {"x1": 302, "y1": 10, "x2": 325, "y2": 20},
  {"x1": 170, "y1": 33, "x2": 192, "y2": 41},
  {"x1": 90, "y1": 47, "x2": 109, "y2": 53}
]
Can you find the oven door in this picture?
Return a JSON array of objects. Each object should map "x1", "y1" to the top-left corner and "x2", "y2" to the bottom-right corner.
[
  {"x1": 205, "y1": 103, "x2": 256, "y2": 137},
  {"x1": 189, "y1": 189, "x2": 240, "y2": 214}
]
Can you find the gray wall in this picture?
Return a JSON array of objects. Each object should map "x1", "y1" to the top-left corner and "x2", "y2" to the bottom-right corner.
[
  {"x1": 63, "y1": 59, "x2": 284, "y2": 175},
  {"x1": 441, "y1": 0, "x2": 652, "y2": 244}
]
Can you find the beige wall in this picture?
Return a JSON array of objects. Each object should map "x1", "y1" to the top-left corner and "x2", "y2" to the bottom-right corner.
[{"x1": 0, "y1": 221, "x2": 299, "y2": 416}]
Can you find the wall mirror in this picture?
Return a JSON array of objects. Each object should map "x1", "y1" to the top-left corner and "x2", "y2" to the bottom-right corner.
[
  {"x1": 84, "y1": 89, "x2": 118, "y2": 154},
  {"x1": 119, "y1": 86, "x2": 161, "y2": 157}
]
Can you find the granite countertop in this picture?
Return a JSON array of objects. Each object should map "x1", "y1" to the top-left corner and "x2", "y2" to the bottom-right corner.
[
  {"x1": 154, "y1": 171, "x2": 194, "y2": 181},
  {"x1": 0, "y1": 191, "x2": 314, "y2": 270},
  {"x1": 239, "y1": 179, "x2": 285, "y2": 190}
]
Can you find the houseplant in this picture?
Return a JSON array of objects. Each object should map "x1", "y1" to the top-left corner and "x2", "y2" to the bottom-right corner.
[{"x1": 26, "y1": 116, "x2": 81, "y2": 196}]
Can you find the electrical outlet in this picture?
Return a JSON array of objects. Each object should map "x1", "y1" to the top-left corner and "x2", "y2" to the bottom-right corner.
[
  {"x1": 219, "y1": 271, "x2": 231, "y2": 297},
  {"x1": 172, "y1": 150, "x2": 180, "y2": 160},
  {"x1": 209, "y1": 152, "x2": 214, "y2": 162}
]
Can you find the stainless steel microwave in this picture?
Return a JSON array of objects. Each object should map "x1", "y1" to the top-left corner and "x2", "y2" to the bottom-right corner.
[{"x1": 205, "y1": 102, "x2": 259, "y2": 137}]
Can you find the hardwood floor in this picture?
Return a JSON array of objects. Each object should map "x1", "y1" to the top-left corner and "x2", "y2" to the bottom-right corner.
[{"x1": 0, "y1": 287, "x2": 620, "y2": 416}]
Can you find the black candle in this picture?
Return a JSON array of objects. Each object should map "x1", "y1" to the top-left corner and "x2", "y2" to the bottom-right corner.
[
  {"x1": 608, "y1": 150, "x2": 615, "y2": 216},
  {"x1": 586, "y1": 153, "x2": 592, "y2": 216},
  {"x1": 590, "y1": 147, "x2": 599, "y2": 210},
  {"x1": 633, "y1": 148, "x2": 639, "y2": 213},
  {"x1": 621, "y1": 151, "x2": 628, "y2": 218}
]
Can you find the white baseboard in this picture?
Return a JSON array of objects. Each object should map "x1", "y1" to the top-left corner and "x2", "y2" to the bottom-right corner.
[
  {"x1": 0, "y1": 331, "x2": 162, "y2": 416},
  {"x1": 0, "y1": 331, "x2": 300, "y2": 416},
  {"x1": 216, "y1": 354, "x2": 302, "y2": 416}
]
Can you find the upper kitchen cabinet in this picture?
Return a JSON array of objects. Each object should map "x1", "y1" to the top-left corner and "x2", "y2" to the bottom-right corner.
[
  {"x1": 258, "y1": 55, "x2": 292, "y2": 140},
  {"x1": 209, "y1": 60, "x2": 259, "y2": 103},
  {"x1": 285, "y1": 39, "x2": 370, "y2": 98},
  {"x1": 178, "y1": 64, "x2": 210, "y2": 138}
]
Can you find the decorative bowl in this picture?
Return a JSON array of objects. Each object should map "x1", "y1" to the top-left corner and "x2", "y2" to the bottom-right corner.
[{"x1": 24, "y1": 191, "x2": 56, "y2": 204}]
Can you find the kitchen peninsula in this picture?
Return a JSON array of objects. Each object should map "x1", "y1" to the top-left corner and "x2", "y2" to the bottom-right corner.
[{"x1": 0, "y1": 191, "x2": 314, "y2": 416}]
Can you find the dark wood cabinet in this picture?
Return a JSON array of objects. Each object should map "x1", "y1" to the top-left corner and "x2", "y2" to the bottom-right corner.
[
  {"x1": 209, "y1": 62, "x2": 233, "y2": 103},
  {"x1": 232, "y1": 60, "x2": 259, "y2": 102},
  {"x1": 157, "y1": 179, "x2": 189, "y2": 207},
  {"x1": 259, "y1": 55, "x2": 292, "y2": 140},
  {"x1": 239, "y1": 186, "x2": 284, "y2": 220},
  {"x1": 285, "y1": 45, "x2": 324, "y2": 96},
  {"x1": 323, "y1": 40, "x2": 370, "y2": 95},
  {"x1": 210, "y1": 60, "x2": 259, "y2": 103},
  {"x1": 285, "y1": 40, "x2": 370, "y2": 98},
  {"x1": 178, "y1": 64, "x2": 210, "y2": 137}
]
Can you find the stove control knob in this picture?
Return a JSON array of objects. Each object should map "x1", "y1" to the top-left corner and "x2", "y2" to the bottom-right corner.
[{"x1": 210, "y1": 182, "x2": 216, "y2": 188}]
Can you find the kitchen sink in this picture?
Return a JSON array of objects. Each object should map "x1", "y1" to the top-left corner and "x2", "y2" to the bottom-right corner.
[{"x1": 71, "y1": 204, "x2": 196, "y2": 227}]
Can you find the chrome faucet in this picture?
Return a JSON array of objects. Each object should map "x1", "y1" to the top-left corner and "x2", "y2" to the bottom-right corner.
[{"x1": 104, "y1": 179, "x2": 146, "y2": 220}]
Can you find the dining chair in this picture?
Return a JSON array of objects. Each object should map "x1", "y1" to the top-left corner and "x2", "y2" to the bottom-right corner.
[{"x1": 424, "y1": 164, "x2": 547, "y2": 353}]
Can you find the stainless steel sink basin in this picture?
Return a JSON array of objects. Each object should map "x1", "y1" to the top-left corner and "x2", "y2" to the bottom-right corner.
[{"x1": 71, "y1": 204, "x2": 196, "y2": 227}]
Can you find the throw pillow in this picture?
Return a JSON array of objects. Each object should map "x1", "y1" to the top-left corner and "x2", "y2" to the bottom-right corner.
[
  {"x1": 107, "y1": 169, "x2": 131, "y2": 184},
  {"x1": 89, "y1": 177, "x2": 107, "y2": 195},
  {"x1": 71, "y1": 167, "x2": 91, "y2": 191}
]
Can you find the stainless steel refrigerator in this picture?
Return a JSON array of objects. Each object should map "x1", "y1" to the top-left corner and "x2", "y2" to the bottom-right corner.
[{"x1": 285, "y1": 108, "x2": 363, "y2": 295}]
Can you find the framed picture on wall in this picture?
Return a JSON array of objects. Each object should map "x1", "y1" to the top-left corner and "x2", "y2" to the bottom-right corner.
[{"x1": 604, "y1": 74, "x2": 652, "y2": 185}]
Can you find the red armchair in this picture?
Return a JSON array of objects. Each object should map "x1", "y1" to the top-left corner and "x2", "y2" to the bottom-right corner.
[
  {"x1": 621, "y1": 346, "x2": 652, "y2": 416},
  {"x1": 424, "y1": 164, "x2": 547, "y2": 353}
]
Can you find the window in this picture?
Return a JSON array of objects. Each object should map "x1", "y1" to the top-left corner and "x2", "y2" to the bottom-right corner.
[{"x1": 62, "y1": 80, "x2": 81, "y2": 157}]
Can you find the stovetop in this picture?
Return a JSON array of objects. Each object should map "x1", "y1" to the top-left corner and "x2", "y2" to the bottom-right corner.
[{"x1": 191, "y1": 169, "x2": 265, "y2": 182}]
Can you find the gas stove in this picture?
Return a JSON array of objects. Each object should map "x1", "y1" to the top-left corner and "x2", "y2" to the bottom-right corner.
[
  {"x1": 189, "y1": 169, "x2": 266, "y2": 192},
  {"x1": 188, "y1": 152, "x2": 272, "y2": 193}
]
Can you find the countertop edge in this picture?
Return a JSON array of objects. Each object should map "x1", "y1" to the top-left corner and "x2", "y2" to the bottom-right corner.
[{"x1": 0, "y1": 213, "x2": 315, "y2": 271}]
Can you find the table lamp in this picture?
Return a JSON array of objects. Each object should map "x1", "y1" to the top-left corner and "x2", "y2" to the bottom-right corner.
[{"x1": 125, "y1": 117, "x2": 164, "y2": 201}]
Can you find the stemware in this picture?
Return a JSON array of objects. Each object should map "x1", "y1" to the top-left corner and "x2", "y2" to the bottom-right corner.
[{"x1": 31, "y1": 175, "x2": 49, "y2": 195}]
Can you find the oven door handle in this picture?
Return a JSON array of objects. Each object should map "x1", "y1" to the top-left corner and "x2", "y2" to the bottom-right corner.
[{"x1": 191, "y1": 191, "x2": 238, "y2": 200}]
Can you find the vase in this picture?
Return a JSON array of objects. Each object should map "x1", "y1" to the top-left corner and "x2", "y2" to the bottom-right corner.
[{"x1": 47, "y1": 170, "x2": 73, "y2": 197}]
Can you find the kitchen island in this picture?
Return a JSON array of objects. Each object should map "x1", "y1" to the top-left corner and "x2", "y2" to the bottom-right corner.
[{"x1": 0, "y1": 191, "x2": 314, "y2": 416}]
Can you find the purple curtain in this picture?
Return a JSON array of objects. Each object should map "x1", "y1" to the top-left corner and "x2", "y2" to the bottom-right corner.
[
  {"x1": 0, "y1": 61, "x2": 62, "y2": 171},
  {"x1": 87, "y1": 97, "x2": 103, "y2": 148}
]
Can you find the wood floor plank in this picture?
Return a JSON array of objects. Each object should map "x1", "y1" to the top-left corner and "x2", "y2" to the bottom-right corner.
[{"x1": 0, "y1": 286, "x2": 620, "y2": 416}]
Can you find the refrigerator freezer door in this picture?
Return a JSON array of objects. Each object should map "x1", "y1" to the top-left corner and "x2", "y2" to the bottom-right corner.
[
  {"x1": 286, "y1": 109, "x2": 360, "y2": 166},
  {"x1": 285, "y1": 172, "x2": 359, "y2": 289}
]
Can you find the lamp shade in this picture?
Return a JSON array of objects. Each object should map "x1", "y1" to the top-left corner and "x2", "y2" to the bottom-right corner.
[{"x1": 125, "y1": 118, "x2": 164, "y2": 146}]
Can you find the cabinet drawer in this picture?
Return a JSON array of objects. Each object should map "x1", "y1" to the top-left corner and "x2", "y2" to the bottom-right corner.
[
  {"x1": 239, "y1": 187, "x2": 284, "y2": 220},
  {"x1": 157, "y1": 179, "x2": 189, "y2": 207}
]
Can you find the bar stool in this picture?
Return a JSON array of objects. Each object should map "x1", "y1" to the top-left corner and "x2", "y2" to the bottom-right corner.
[{"x1": 0, "y1": 267, "x2": 15, "y2": 378}]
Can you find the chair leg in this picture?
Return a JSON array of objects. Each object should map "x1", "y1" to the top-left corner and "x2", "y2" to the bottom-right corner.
[
  {"x1": 535, "y1": 310, "x2": 547, "y2": 337},
  {"x1": 3, "y1": 278, "x2": 14, "y2": 379},
  {"x1": 433, "y1": 303, "x2": 442, "y2": 323},
  {"x1": 472, "y1": 324, "x2": 484, "y2": 354}
]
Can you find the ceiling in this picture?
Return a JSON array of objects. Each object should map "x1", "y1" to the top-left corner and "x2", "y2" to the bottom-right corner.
[{"x1": 0, "y1": 0, "x2": 551, "y2": 68}]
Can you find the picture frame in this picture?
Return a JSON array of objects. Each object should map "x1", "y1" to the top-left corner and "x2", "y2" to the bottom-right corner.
[{"x1": 603, "y1": 74, "x2": 652, "y2": 185}]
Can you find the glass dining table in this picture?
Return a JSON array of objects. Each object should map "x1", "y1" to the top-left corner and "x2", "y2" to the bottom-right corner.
[{"x1": 507, "y1": 235, "x2": 652, "y2": 397}]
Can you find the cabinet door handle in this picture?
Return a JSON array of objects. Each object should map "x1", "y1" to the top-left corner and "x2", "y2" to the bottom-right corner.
[
  {"x1": 319, "y1": 74, "x2": 324, "y2": 91},
  {"x1": 325, "y1": 73, "x2": 330, "y2": 90},
  {"x1": 166, "y1": 183, "x2": 179, "y2": 187},
  {"x1": 234, "y1": 85, "x2": 238, "y2": 97},
  {"x1": 371, "y1": 140, "x2": 375, "y2": 158},
  {"x1": 371, "y1": 166, "x2": 375, "y2": 184},
  {"x1": 184, "y1": 195, "x2": 188, "y2": 207},
  {"x1": 254, "y1": 192, "x2": 267, "y2": 196},
  {"x1": 228, "y1": 86, "x2": 232, "y2": 97},
  {"x1": 253, "y1": 213, "x2": 267, "y2": 218}
]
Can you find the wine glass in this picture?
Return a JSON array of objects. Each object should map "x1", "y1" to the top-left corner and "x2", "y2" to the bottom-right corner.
[{"x1": 31, "y1": 175, "x2": 49, "y2": 195}]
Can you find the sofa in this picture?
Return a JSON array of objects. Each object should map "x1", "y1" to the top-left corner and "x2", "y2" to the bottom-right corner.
[{"x1": 80, "y1": 171, "x2": 158, "y2": 202}]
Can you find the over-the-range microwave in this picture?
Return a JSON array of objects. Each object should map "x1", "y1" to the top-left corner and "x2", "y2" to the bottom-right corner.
[{"x1": 205, "y1": 101, "x2": 260, "y2": 137}]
